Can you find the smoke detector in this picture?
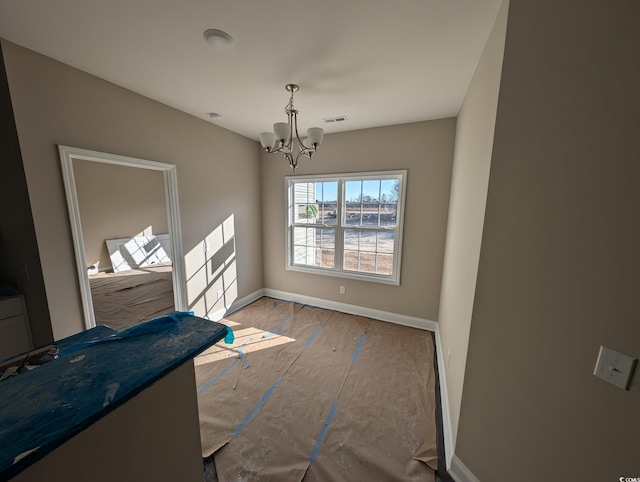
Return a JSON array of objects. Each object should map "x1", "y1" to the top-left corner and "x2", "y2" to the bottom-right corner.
[{"x1": 203, "y1": 29, "x2": 234, "y2": 51}]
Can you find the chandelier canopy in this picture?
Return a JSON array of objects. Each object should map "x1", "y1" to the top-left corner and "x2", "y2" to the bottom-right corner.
[{"x1": 259, "y1": 84, "x2": 324, "y2": 171}]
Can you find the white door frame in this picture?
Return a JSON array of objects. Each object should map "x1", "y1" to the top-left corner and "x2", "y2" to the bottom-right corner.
[{"x1": 58, "y1": 145, "x2": 187, "y2": 330}]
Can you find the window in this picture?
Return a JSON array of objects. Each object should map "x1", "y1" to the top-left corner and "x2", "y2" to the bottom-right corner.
[{"x1": 286, "y1": 170, "x2": 406, "y2": 285}]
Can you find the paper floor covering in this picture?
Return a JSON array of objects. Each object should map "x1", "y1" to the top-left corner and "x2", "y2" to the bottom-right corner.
[{"x1": 195, "y1": 297, "x2": 437, "y2": 482}]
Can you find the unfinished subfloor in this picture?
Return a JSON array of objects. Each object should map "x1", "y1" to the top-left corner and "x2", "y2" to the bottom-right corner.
[{"x1": 195, "y1": 297, "x2": 438, "y2": 481}]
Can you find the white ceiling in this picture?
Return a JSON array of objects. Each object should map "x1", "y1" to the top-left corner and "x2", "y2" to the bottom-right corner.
[{"x1": 0, "y1": 0, "x2": 503, "y2": 141}]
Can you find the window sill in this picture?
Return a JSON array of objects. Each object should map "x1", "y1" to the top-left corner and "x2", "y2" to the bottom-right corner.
[{"x1": 286, "y1": 264, "x2": 400, "y2": 286}]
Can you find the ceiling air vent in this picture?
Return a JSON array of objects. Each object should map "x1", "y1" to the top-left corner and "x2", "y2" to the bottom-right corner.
[{"x1": 323, "y1": 116, "x2": 348, "y2": 123}]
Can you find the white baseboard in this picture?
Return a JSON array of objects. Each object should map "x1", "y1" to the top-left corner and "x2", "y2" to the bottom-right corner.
[
  {"x1": 262, "y1": 288, "x2": 437, "y2": 332},
  {"x1": 226, "y1": 288, "x2": 265, "y2": 315},
  {"x1": 449, "y1": 455, "x2": 480, "y2": 482},
  {"x1": 434, "y1": 328, "x2": 455, "y2": 470},
  {"x1": 208, "y1": 288, "x2": 265, "y2": 321}
]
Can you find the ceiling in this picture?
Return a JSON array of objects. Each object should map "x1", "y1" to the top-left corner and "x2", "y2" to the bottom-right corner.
[{"x1": 0, "y1": 0, "x2": 503, "y2": 141}]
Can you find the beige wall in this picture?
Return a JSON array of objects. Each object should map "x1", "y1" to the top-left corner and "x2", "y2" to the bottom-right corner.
[
  {"x1": 0, "y1": 45, "x2": 52, "y2": 346},
  {"x1": 438, "y1": 0, "x2": 508, "y2": 449},
  {"x1": 73, "y1": 159, "x2": 168, "y2": 272},
  {"x1": 2, "y1": 40, "x2": 264, "y2": 340},
  {"x1": 260, "y1": 120, "x2": 455, "y2": 320},
  {"x1": 456, "y1": 1, "x2": 640, "y2": 480}
]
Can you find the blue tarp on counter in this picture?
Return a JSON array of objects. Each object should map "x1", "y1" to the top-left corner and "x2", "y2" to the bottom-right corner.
[{"x1": 0, "y1": 313, "x2": 230, "y2": 481}]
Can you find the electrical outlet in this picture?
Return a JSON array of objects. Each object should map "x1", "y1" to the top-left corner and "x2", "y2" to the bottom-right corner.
[
  {"x1": 594, "y1": 345, "x2": 637, "y2": 390},
  {"x1": 339, "y1": 286, "x2": 346, "y2": 295}
]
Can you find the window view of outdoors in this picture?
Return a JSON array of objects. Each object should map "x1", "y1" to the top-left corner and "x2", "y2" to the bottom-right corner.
[
  {"x1": 293, "y1": 181, "x2": 337, "y2": 268},
  {"x1": 343, "y1": 179, "x2": 398, "y2": 275},
  {"x1": 291, "y1": 177, "x2": 400, "y2": 277}
]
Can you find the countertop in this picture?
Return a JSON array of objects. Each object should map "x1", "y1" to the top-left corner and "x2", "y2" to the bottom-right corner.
[{"x1": 0, "y1": 313, "x2": 230, "y2": 481}]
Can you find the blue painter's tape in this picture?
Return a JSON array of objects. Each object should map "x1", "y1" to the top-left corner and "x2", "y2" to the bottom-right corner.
[
  {"x1": 277, "y1": 313, "x2": 295, "y2": 328},
  {"x1": 305, "y1": 326, "x2": 323, "y2": 348},
  {"x1": 232, "y1": 379, "x2": 282, "y2": 437},
  {"x1": 309, "y1": 401, "x2": 338, "y2": 462},
  {"x1": 197, "y1": 359, "x2": 239, "y2": 394},
  {"x1": 224, "y1": 327, "x2": 234, "y2": 344},
  {"x1": 261, "y1": 329, "x2": 288, "y2": 340},
  {"x1": 238, "y1": 348, "x2": 250, "y2": 368},
  {"x1": 352, "y1": 334, "x2": 366, "y2": 363}
]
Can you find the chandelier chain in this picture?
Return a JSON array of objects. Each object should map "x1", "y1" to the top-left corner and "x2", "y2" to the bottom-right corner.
[{"x1": 285, "y1": 90, "x2": 295, "y2": 114}]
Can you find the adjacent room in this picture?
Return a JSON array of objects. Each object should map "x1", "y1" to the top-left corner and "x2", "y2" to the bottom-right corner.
[{"x1": 0, "y1": 1, "x2": 638, "y2": 481}]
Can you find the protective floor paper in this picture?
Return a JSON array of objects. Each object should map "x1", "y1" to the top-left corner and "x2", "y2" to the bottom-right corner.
[
  {"x1": 195, "y1": 297, "x2": 437, "y2": 482},
  {"x1": 89, "y1": 265, "x2": 174, "y2": 329}
]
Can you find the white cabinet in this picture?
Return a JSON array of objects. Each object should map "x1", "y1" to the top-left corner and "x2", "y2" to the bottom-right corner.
[{"x1": 0, "y1": 295, "x2": 33, "y2": 360}]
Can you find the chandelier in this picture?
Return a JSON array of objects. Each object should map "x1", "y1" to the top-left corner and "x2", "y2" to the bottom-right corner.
[{"x1": 259, "y1": 84, "x2": 324, "y2": 171}]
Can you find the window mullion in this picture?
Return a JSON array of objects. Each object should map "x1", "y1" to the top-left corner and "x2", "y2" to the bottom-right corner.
[{"x1": 335, "y1": 179, "x2": 344, "y2": 271}]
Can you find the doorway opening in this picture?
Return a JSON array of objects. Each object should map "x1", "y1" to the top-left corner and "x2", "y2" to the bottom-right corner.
[{"x1": 59, "y1": 145, "x2": 186, "y2": 330}]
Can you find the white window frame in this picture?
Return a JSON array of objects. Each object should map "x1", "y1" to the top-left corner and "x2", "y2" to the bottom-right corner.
[{"x1": 285, "y1": 170, "x2": 407, "y2": 285}]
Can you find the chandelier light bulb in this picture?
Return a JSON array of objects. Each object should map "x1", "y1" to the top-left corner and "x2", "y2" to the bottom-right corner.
[
  {"x1": 260, "y1": 132, "x2": 277, "y2": 149},
  {"x1": 306, "y1": 127, "x2": 324, "y2": 147},
  {"x1": 273, "y1": 122, "x2": 290, "y2": 142}
]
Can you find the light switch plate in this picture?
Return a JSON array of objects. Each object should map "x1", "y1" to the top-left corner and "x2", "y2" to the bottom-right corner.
[{"x1": 593, "y1": 345, "x2": 637, "y2": 390}]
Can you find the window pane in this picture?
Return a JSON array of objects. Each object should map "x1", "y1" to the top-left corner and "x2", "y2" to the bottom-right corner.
[
  {"x1": 321, "y1": 204, "x2": 338, "y2": 226},
  {"x1": 343, "y1": 229, "x2": 395, "y2": 274},
  {"x1": 358, "y1": 252, "x2": 376, "y2": 273},
  {"x1": 381, "y1": 179, "x2": 400, "y2": 202},
  {"x1": 294, "y1": 245, "x2": 312, "y2": 265},
  {"x1": 377, "y1": 231, "x2": 395, "y2": 253},
  {"x1": 346, "y1": 179, "x2": 387, "y2": 227},
  {"x1": 362, "y1": 202, "x2": 379, "y2": 226},
  {"x1": 362, "y1": 180, "x2": 380, "y2": 202},
  {"x1": 345, "y1": 180, "x2": 362, "y2": 225},
  {"x1": 363, "y1": 179, "x2": 380, "y2": 227},
  {"x1": 344, "y1": 229, "x2": 381, "y2": 252},
  {"x1": 315, "y1": 248, "x2": 334, "y2": 268},
  {"x1": 294, "y1": 203, "x2": 319, "y2": 224},
  {"x1": 293, "y1": 227, "x2": 334, "y2": 268},
  {"x1": 292, "y1": 181, "x2": 318, "y2": 224},
  {"x1": 344, "y1": 230, "x2": 359, "y2": 251},
  {"x1": 293, "y1": 182, "x2": 315, "y2": 203},
  {"x1": 380, "y1": 203, "x2": 397, "y2": 227},
  {"x1": 345, "y1": 180, "x2": 362, "y2": 204},
  {"x1": 345, "y1": 207, "x2": 361, "y2": 225},
  {"x1": 316, "y1": 181, "x2": 338, "y2": 226},
  {"x1": 344, "y1": 251, "x2": 376, "y2": 273},
  {"x1": 376, "y1": 254, "x2": 394, "y2": 275},
  {"x1": 358, "y1": 230, "x2": 377, "y2": 252},
  {"x1": 344, "y1": 250, "x2": 358, "y2": 271}
]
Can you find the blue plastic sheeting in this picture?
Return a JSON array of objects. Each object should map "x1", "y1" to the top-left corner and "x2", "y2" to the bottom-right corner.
[{"x1": 0, "y1": 313, "x2": 229, "y2": 481}]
